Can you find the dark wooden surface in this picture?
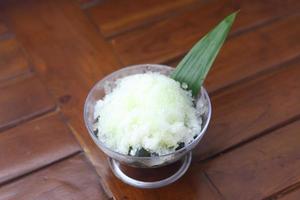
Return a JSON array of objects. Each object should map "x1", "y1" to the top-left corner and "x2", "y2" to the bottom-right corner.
[
  {"x1": 87, "y1": 0, "x2": 197, "y2": 37},
  {"x1": 0, "y1": 38, "x2": 30, "y2": 82},
  {"x1": 0, "y1": 113, "x2": 81, "y2": 184},
  {"x1": 0, "y1": 0, "x2": 299, "y2": 199},
  {"x1": 0, "y1": 75, "x2": 55, "y2": 131},
  {"x1": 111, "y1": 0, "x2": 300, "y2": 65},
  {"x1": 203, "y1": 119, "x2": 300, "y2": 200},
  {"x1": 0, "y1": 154, "x2": 109, "y2": 200}
]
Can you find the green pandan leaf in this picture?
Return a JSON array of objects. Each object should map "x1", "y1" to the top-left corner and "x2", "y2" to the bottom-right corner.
[{"x1": 170, "y1": 11, "x2": 238, "y2": 96}]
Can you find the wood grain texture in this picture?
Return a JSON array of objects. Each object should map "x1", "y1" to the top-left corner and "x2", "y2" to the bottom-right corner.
[
  {"x1": 195, "y1": 14, "x2": 300, "y2": 93},
  {"x1": 0, "y1": 113, "x2": 81, "y2": 184},
  {"x1": 2, "y1": 0, "x2": 120, "y2": 197},
  {"x1": 108, "y1": 166, "x2": 222, "y2": 200},
  {"x1": 155, "y1": 168, "x2": 222, "y2": 200},
  {"x1": 1, "y1": 1, "x2": 223, "y2": 199},
  {"x1": 0, "y1": 38, "x2": 30, "y2": 82},
  {"x1": 112, "y1": 0, "x2": 300, "y2": 65},
  {"x1": 0, "y1": 154, "x2": 110, "y2": 200},
  {"x1": 87, "y1": 0, "x2": 197, "y2": 37},
  {"x1": 0, "y1": 75, "x2": 55, "y2": 131},
  {"x1": 4, "y1": 0, "x2": 300, "y2": 199},
  {"x1": 204, "y1": 119, "x2": 300, "y2": 200},
  {"x1": 194, "y1": 59, "x2": 300, "y2": 160},
  {"x1": 277, "y1": 188, "x2": 300, "y2": 200}
]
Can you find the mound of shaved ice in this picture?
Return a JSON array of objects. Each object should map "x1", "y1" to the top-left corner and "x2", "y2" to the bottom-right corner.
[{"x1": 93, "y1": 73, "x2": 202, "y2": 156}]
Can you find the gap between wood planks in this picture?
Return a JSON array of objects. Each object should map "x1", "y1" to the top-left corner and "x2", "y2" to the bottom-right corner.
[
  {"x1": 3, "y1": 0, "x2": 298, "y2": 198},
  {"x1": 98, "y1": 3, "x2": 199, "y2": 40},
  {"x1": 199, "y1": 113, "x2": 300, "y2": 164},
  {"x1": 264, "y1": 182, "x2": 300, "y2": 200},
  {"x1": 195, "y1": 55, "x2": 300, "y2": 164},
  {"x1": 203, "y1": 171, "x2": 226, "y2": 199},
  {"x1": 209, "y1": 54, "x2": 300, "y2": 97},
  {"x1": 0, "y1": 76, "x2": 58, "y2": 133},
  {"x1": 85, "y1": 0, "x2": 203, "y2": 39},
  {"x1": 0, "y1": 151, "x2": 82, "y2": 187},
  {"x1": 263, "y1": 182, "x2": 300, "y2": 200},
  {"x1": 162, "y1": 13, "x2": 290, "y2": 68},
  {"x1": 194, "y1": 57, "x2": 300, "y2": 199}
]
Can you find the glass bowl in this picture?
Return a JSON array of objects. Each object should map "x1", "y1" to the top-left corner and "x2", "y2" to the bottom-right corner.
[{"x1": 84, "y1": 64, "x2": 212, "y2": 188}]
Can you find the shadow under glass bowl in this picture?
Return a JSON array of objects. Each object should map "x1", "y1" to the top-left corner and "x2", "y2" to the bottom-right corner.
[{"x1": 84, "y1": 64, "x2": 212, "y2": 169}]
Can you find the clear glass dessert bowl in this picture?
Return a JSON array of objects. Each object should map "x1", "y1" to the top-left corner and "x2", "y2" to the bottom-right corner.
[{"x1": 84, "y1": 64, "x2": 212, "y2": 188}]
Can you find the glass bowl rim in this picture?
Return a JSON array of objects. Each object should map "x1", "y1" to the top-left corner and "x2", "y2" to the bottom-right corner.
[{"x1": 83, "y1": 64, "x2": 212, "y2": 160}]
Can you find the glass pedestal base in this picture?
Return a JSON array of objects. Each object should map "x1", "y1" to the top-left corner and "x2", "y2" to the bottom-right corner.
[{"x1": 108, "y1": 152, "x2": 192, "y2": 189}]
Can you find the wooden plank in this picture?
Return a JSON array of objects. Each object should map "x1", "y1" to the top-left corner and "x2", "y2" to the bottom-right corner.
[
  {"x1": 1, "y1": 1, "x2": 223, "y2": 199},
  {"x1": 4, "y1": 1, "x2": 300, "y2": 200},
  {"x1": 185, "y1": 14, "x2": 300, "y2": 92},
  {"x1": 0, "y1": 75, "x2": 55, "y2": 130},
  {"x1": 0, "y1": 113, "x2": 81, "y2": 184},
  {"x1": 112, "y1": 0, "x2": 300, "y2": 65},
  {"x1": 277, "y1": 188, "x2": 300, "y2": 200},
  {"x1": 0, "y1": 38, "x2": 30, "y2": 82},
  {"x1": 3, "y1": 1, "x2": 222, "y2": 199},
  {"x1": 203, "y1": 119, "x2": 300, "y2": 200},
  {"x1": 0, "y1": 154, "x2": 110, "y2": 200},
  {"x1": 104, "y1": 164, "x2": 222, "y2": 200},
  {"x1": 2, "y1": 0, "x2": 120, "y2": 198},
  {"x1": 156, "y1": 168, "x2": 222, "y2": 200},
  {"x1": 194, "y1": 59, "x2": 300, "y2": 160},
  {"x1": 87, "y1": 0, "x2": 197, "y2": 37}
]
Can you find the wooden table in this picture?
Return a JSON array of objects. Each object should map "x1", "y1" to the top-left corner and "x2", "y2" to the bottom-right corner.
[{"x1": 0, "y1": 0, "x2": 299, "y2": 199}]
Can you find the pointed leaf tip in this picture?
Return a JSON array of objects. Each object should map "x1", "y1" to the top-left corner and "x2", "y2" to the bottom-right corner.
[{"x1": 170, "y1": 11, "x2": 238, "y2": 96}]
